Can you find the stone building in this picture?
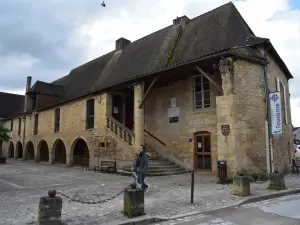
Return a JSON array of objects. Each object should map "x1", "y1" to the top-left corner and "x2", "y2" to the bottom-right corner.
[{"x1": 0, "y1": 2, "x2": 294, "y2": 178}]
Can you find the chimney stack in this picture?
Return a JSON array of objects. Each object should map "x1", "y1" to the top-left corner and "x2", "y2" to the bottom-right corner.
[
  {"x1": 173, "y1": 15, "x2": 190, "y2": 28},
  {"x1": 115, "y1": 37, "x2": 131, "y2": 51},
  {"x1": 24, "y1": 76, "x2": 32, "y2": 112}
]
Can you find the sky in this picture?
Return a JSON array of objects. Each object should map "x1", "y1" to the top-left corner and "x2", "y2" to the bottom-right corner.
[{"x1": 0, "y1": 0, "x2": 299, "y2": 125}]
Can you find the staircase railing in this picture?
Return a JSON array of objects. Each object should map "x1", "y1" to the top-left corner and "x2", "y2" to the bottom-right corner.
[{"x1": 106, "y1": 116, "x2": 134, "y2": 146}]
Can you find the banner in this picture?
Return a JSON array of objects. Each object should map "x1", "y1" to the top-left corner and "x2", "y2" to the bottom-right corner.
[{"x1": 269, "y1": 92, "x2": 282, "y2": 135}]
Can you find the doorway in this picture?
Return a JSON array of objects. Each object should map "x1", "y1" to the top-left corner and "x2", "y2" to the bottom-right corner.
[{"x1": 194, "y1": 132, "x2": 212, "y2": 171}]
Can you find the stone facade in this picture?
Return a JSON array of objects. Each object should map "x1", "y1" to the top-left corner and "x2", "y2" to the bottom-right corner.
[{"x1": 1, "y1": 53, "x2": 293, "y2": 178}]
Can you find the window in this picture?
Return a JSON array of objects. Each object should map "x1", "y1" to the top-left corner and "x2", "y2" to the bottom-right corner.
[
  {"x1": 18, "y1": 118, "x2": 21, "y2": 135},
  {"x1": 277, "y1": 78, "x2": 288, "y2": 124},
  {"x1": 86, "y1": 99, "x2": 95, "y2": 129},
  {"x1": 10, "y1": 120, "x2": 13, "y2": 131},
  {"x1": 54, "y1": 108, "x2": 60, "y2": 133},
  {"x1": 34, "y1": 113, "x2": 39, "y2": 135},
  {"x1": 194, "y1": 75, "x2": 211, "y2": 109}
]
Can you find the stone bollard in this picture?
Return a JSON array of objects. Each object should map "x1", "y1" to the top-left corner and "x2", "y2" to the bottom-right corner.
[
  {"x1": 123, "y1": 183, "x2": 145, "y2": 218},
  {"x1": 37, "y1": 190, "x2": 63, "y2": 225},
  {"x1": 268, "y1": 171, "x2": 286, "y2": 190},
  {"x1": 232, "y1": 172, "x2": 251, "y2": 197}
]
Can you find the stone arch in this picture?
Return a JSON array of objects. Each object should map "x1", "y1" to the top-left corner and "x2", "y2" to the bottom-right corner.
[
  {"x1": 25, "y1": 141, "x2": 35, "y2": 160},
  {"x1": 16, "y1": 141, "x2": 23, "y2": 159},
  {"x1": 51, "y1": 139, "x2": 66, "y2": 164},
  {"x1": 70, "y1": 138, "x2": 90, "y2": 166},
  {"x1": 8, "y1": 142, "x2": 14, "y2": 158},
  {"x1": 37, "y1": 139, "x2": 49, "y2": 162}
]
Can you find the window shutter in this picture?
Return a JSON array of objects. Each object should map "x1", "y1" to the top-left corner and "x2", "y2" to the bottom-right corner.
[{"x1": 283, "y1": 85, "x2": 288, "y2": 124}]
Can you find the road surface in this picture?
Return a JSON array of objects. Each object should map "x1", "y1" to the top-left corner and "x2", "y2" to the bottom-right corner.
[{"x1": 155, "y1": 194, "x2": 300, "y2": 225}]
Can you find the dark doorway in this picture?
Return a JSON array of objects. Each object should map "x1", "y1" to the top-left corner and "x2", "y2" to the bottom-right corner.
[
  {"x1": 25, "y1": 141, "x2": 35, "y2": 160},
  {"x1": 53, "y1": 139, "x2": 66, "y2": 164},
  {"x1": 112, "y1": 95, "x2": 123, "y2": 123},
  {"x1": 72, "y1": 138, "x2": 89, "y2": 166},
  {"x1": 125, "y1": 95, "x2": 134, "y2": 130},
  {"x1": 8, "y1": 142, "x2": 14, "y2": 158},
  {"x1": 16, "y1": 142, "x2": 23, "y2": 159},
  {"x1": 0, "y1": 140, "x2": 2, "y2": 156},
  {"x1": 39, "y1": 140, "x2": 49, "y2": 162},
  {"x1": 194, "y1": 132, "x2": 212, "y2": 171}
]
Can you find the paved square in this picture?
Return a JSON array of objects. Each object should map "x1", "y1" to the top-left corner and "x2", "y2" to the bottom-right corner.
[{"x1": 1, "y1": 160, "x2": 300, "y2": 225}]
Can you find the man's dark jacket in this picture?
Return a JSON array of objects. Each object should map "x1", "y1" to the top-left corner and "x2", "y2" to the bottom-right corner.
[{"x1": 138, "y1": 151, "x2": 149, "y2": 175}]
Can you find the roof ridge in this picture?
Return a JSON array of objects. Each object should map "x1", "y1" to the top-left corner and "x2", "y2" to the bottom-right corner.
[{"x1": 0, "y1": 92, "x2": 24, "y2": 97}]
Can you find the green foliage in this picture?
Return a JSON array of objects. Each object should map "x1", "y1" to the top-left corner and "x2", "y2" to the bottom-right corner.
[{"x1": 0, "y1": 122, "x2": 11, "y2": 142}]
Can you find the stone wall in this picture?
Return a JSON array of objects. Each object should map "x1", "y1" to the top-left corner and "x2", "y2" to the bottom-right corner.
[
  {"x1": 145, "y1": 75, "x2": 219, "y2": 172},
  {"x1": 266, "y1": 53, "x2": 293, "y2": 172},
  {"x1": 2, "y1": 93, "x2": 134, "y2": 169},
  {"x1": 231, "y1": 59, "x2": 267, "y2": 174}
]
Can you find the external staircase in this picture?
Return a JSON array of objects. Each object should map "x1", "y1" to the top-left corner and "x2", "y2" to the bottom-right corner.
[
  {"x1": 117, "y1": 144, "x2": 188, "y2": 177},
  {"x1": 106, "y1": 116, "x2": 188, "y2": 176}
]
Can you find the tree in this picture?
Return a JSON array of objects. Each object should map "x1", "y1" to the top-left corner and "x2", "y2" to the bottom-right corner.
[{"x1": 0, "y1": 122, "x2": 11, "y2": 142}]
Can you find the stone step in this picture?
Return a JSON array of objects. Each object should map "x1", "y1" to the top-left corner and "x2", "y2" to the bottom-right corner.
[
  {"x1": 117, "y1": 169, "x2": 189, "y2": 177},
  {"x1": 148, "y1": 164, "x2": 180, "y2": 169},
  {"x1": 148, "y1": 160, "x2": 175, "y2": 166},
  {"x1": 122, "y1": 167, "x2": 185, "y2": 173}
]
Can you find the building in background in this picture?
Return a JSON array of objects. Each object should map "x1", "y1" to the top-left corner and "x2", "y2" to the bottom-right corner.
[{"x1": 0, "y1": 2, "x2": 294, "y2": 178}]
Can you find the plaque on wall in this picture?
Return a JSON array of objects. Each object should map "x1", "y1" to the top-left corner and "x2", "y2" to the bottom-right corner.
[
  {"x1": 221, "y1": 124, "x2": 230, "y2": 136},
  {"x1": 168, "y1": 107, "x2": 180, "y2": 123}
]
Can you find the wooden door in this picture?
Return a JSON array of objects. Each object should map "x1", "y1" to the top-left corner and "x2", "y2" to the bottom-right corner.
[{"x1": 194, "y1": 132, "x2": 212, "y2": 171}]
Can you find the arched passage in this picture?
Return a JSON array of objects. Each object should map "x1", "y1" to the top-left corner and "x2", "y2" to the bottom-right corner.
[
  {"x1": 52, "y1": 139, "x2": 66, "y2": 164},
  {"x1": 25, "y1": 141, "x2": 35, "y2": 160},
  {"x1": 37, "y1": 140, "x2": 49, "y2": 162},
  {"x1": 71, "y1": 138, "x2": 89, "y2": 166},
  {"x1": 8, "y1": 142, "x2": 14, "y2": 158},
  {"x1": 16, "y1": 141, "x2": 23, "y2": 159}
]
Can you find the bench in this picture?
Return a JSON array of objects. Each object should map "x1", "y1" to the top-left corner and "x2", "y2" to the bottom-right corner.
[{"x1": 99, "y1": 160, "x2": 117, "y2": 173}]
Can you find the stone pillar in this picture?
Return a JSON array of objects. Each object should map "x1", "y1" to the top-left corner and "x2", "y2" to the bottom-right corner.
[
  {"x1": 216, "y1": 58, "x2": 239, "y2": 179},
  {"x1": 37, "y1": 192, "x2": 63, "y2": 225},
  {"x1": 134, "y1": 82, "x2": 145, "y2": 151},
  {"x1": 66, "y1": 153, "x2": 72, "y2": 166},
  {"x1": 122, "y1": 96, "x2": 126, "y2": 125}
]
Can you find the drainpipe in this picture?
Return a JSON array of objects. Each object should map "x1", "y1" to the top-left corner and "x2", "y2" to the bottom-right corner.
[{"x1": 262, "y1": 47, "x2": 273, "y2": 173}]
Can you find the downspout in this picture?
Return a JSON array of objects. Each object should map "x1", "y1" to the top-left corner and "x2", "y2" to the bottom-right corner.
[{"x1": 262, "y1": 48, "x2": 273, "y2": 173}]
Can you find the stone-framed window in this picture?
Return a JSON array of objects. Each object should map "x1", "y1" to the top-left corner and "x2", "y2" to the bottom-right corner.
[
  {"x1": 10, "y1": 119, "x2": 13, "y2": 131},
  {"x1": 18, "y1": 118, "x2": 21, "y2": 135},
  {"x1": 54, "y1": 108, "x2": 60, "y2": 133},
  {"x1": 194, "y1": 75, "x2": 211, "y2": 109},
  {"x1": 86, "y1": 99, "x2": 95, "y2": 129},
  {"x1": 34, "y1": 113, "x2": 39, "y2": 135},
  {"x1": 276, "y1": 78, "x2": 288, "y2": 124}
]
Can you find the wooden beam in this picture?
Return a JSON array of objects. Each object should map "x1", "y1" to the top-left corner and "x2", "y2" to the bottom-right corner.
[
  {"x1": 196, "y1": 67, "x2": 222, "y2": 93},
  {"x1": 138, "y1": 76, "x2": 158, "y2": 108}
]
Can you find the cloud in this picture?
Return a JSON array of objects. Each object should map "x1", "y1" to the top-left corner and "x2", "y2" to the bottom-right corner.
[{"x1": 0, "y1": 0, "x2": 299, "y2": 125}]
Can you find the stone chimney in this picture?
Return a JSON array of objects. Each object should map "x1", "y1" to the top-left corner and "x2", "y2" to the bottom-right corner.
[
  {"x1": 173, "y1": 15, "x2": 190, "y2": 28},
  {"x1": 24, "y1": 76, "x2": 32, "y2": 112},
  {"x1": 115, "y1": 37, "x2": 131, "y2": 51}
]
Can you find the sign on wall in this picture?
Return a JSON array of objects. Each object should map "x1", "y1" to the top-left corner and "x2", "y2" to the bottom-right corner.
[
  {"x1": 221, "y1": 124, "x2": 230, "y2": 136},
  {"x1": 269, "y1": 92, "x2": 282, "y2": 135}
]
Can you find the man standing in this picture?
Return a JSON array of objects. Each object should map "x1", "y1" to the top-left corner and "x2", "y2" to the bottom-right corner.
[{"x1": 138, "y1": 145, "x2": 149, "y2": 191}]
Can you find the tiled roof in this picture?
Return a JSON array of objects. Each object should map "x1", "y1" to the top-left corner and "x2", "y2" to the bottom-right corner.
[{"x1": 0, "y1": 92, "x2": 25, "y2": 118}]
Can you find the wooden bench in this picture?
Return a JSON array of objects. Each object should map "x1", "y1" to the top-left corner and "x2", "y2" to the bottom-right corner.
[{"x1": 99, "y1": 160, "x2": 117, "y2": 173}]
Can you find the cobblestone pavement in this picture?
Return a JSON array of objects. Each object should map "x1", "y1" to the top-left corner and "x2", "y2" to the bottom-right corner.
[
  {"x1": 1, "y1": 160, "x2": 300, "y2": 225},
  {"x1": 155, "y1": 195, "x2": 300, "y2": 225}
]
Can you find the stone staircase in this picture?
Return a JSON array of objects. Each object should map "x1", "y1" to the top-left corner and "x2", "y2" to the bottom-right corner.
[{"x1": 118, "y1": 147, "x2": 189, "y2": 177}]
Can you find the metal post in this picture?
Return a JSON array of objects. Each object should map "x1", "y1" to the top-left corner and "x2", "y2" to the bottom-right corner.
[{"x1": 191, "y1": 170, "x2": 194, "y2": 204}]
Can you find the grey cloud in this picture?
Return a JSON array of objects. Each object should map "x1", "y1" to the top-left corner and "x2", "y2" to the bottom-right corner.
[{"x1": 0, "y1": 0, "x2": 111, "y2": 91}]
